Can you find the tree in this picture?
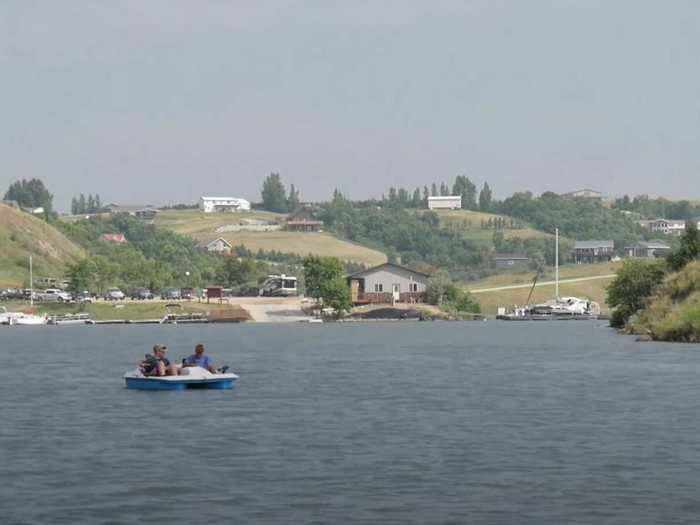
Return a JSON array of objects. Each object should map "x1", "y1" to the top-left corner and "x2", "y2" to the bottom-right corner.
[
  {"x1": 94, "y1": 194, "x2": 102, "y2": 212},
  {"x1": 66, "y1": 259, "x2": 96, "y2": 294},
  {"x1": 607, "y1": 259, "x2": 666, "y2": 327},
  {"x1": 479, "y1": 182, "x2": 492, "y2": 212},
  {"x1": 667, "y1": 222, "x2": 700, "y2": 271},
  {"x1": 412, "y1": 188, "x2": 422, "y2": 208},
  {"x1": 261, "y1": 173, "x2": 288, "y2": 212},
  {"x1": 78, "y1": 194, "x2": 86, "y2": 214},
  {"x1": 452, "y1": 175, "x2": 477, "y2": 210},
  {"x1": 71, "y1": 197, "x2": 79, "y2": 215},
  {"x1": 287, "y1": 184, "x2": 300, "y2": 212},
  {"x1": 431, "y1": 183, "x2": 438, "y2": 197},
  {"x1": 422, "y1": 186, "x2": 430, "y2": 204},
  {"x1": 303, "y1": 255, "x2": 351, "y2": 317},
  {"x1": 4, "y1": 178, "x2": 54, "y2": 215}
]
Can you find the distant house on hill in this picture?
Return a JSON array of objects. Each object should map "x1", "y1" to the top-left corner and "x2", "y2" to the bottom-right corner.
[
  {"x1": 428, "y1": 196, "x2": 462, "y2": 210},
  {"x1": 637, "y1": 218, "x2": 697, "y2": 237},
  {"x1": 574, "y1": 240, "x2": 614, "y2": 264},
  {"x1": 199, "y1": 196, "x2": 251, "y2": 213},
  {"x1": 100, "y1": 233, "x2": 127, "y2": 243},
  {"x1": 346, "y1": 263, "x2": 430, "y2": 305},
  {"x1": 199, "y1": 237, "x2": 232, "y2": 254},
  {"x1": 624, "y1": 241, "x2": 671, "y2": 258},
  {"x1": 286, "y1": 207, "x2": 323, "y2": 232},
  {"x1": 105, "y1": 204, "x2": 159, "y2": 222},
  {"x1": 493, "y1": 253, "x2": 529, "y2": 270},
  {"x1": 562, "y1": 189, "x2": 602, "y2": 200}
]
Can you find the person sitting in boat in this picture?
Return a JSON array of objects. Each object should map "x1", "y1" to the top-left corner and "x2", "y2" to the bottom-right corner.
[
  {"x1": 141, "y1": 344, "x2": 179, "y2": 376},
  {"x1": 183, "y1": 343, "x2": 217, "y2": 373}
]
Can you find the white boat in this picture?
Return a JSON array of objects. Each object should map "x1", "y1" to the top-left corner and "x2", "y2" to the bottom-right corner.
[
  {"x1": 124, "y1": 366, "x2": 239, "y2": 391},
  {"x1": 11, "y1": 314, "x2": 48, "y2": 326},
  {"x1": 0, "y1": 307, "x2": 22, "y2": 325}
]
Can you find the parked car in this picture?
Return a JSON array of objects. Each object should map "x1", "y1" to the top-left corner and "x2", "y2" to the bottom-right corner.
[
  {"x1": 38, "y1": 288, "x2": 72, "y2": 302},
  {"x1": 74, "y1": 291, "x2": 94, "y2": 303},
  {"x1": 128, "y1": 287, "x2": 154, "y2": 300},
  {"x1": 160, "y1": 287, "x2": 181, "y2": 300},
  {"x1": 104, "y1": 288, "x2": 125, "y2": 301}
]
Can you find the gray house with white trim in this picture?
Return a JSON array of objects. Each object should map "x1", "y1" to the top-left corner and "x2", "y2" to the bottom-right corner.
[{"x1": 346, "y1": 263, "x2": 430, "y2": 304}]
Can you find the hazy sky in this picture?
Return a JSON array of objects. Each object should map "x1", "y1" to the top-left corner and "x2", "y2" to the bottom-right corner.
[{"x1": 2, "y1": 1, "x2": 699, "y2": 211}]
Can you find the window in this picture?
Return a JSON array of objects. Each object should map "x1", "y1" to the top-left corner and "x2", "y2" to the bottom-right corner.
[
  {"x1": 374, "y1": 283, "x2": 383, "y2": 292},
  {"x1": 409, "y1": 283, "x2": 418, "y2": 292}
]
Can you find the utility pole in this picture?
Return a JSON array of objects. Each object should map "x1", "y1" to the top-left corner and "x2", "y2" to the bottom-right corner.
[{"x1": 555, "y1": 228, "x2": 559, "y2": 300}]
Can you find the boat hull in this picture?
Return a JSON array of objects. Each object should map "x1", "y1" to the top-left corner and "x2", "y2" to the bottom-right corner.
[{"x1": 125, "y1": 377, "x2": 235, "y2": 390}]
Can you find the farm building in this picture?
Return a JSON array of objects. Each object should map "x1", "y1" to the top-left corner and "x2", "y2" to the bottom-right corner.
[
  {"x1": 624, "y1": 241, "x2": 670, "y2": 258},
  {"x1": 199, "y1": 197, "x2": 251, "y2": 213},
  {"x1": 573, "y1": 240, "x2": 614, "y2": 264},
  {"x1": 428, "y1": 196, "x2": 462, "y2": 210},
  {"x1": 562, "y1": 189, "x2": 602, "y2": 200},
  {"x1": 286, "y1": 207, "x2": 323, "y2": 232},
  {"x1": 347, "y1": 263, "x2": 430, "y2": 305}
]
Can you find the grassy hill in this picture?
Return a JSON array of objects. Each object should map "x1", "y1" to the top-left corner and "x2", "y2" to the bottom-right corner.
[
  {"x1": 465, "y1": 261, "x2": 622, "y2": 314},
  {"x1": 430, "y1": 209, "x2": 552, "y2": 244},
  {"x1": 155, "y1": 209, "x2": 387, "y2": 267},
  {"x1": 630, "y1": 261, "x2": 700, "y2": 341},
  {"x1": 0, "y1": 204, "x2": 84, "y2": 287}
]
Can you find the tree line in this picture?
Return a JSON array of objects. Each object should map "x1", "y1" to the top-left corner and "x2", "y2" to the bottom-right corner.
[{"x1": 71, "y1": 193, "x2": 103, "y2": 215}]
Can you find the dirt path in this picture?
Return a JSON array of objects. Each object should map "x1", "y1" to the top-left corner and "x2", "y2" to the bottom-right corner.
[{"x1": 468, "y1": 274, "x2": 616, "y2": 294}]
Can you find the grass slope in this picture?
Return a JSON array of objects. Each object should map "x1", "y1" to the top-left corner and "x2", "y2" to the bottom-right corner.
[
  {"x1": 0, "y1": 204, "x2": 84, "y2": 287},
  {"x1": 431, "y1": 209, "x2": 551, "y2": 244},
  {"x1": 631, "y1": 261, "x2": 700, "y2": 341},
  {"x1": 156, "y1": 209, "x2": 387, "y2": 267}
]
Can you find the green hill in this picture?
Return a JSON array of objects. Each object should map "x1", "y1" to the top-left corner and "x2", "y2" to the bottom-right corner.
[
  {"x1": 429, "y1": 209, "x2": 552, "y2": 245},
  {"x1": 0, "y1": 204, "x2": 84, "y2": 287},
  {"x1": 630, "y1": 261, "x2": 700, "y2": 342},
  {"x1": 155, "y1": 209, "x2": 387, "y2": 267}
]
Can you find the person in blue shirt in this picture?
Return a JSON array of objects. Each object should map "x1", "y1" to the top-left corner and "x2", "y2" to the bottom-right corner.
[{"x1": 184, "y1": 343, "x2": 216, "y2": 373}]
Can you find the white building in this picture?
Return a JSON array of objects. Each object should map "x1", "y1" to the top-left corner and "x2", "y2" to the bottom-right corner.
[
  {"x1": 199, "y1": 196, "x2": 251, "y2": 213},
  {"x1": 428, "y1": 196, "x2": 462, "y2": 210},
  {"x1": 637, "y1": 218, "x2": 698, "y2": 237}
]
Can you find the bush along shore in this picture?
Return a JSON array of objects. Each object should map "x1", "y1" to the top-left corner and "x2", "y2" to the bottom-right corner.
[{"x1": 607, "y1": 223, "x2": 699, "y2": 342}]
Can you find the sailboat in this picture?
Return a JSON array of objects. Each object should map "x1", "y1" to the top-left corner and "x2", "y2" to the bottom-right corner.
[
  {"x1": 3, "y1": 256, "x2": 48, "y2": 326},
  {"x1": 499, "y1": 229, "x2": 601, "y2": 320}
]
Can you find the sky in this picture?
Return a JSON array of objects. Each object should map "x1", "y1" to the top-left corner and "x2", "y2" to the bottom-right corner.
[{"x1": 1, "y1": 1, "x2": 699, "y2": 212}]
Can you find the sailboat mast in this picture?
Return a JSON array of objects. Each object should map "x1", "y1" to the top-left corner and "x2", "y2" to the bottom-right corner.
[
  {"x1": 29, "y1": 255, "x2": 33, "y2": 307},
  {"x1": 555, "y1": 228, "x2": 559, "y2": 299}
]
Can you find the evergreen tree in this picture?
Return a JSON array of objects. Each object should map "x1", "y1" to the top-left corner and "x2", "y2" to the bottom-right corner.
[
  {"x1": 388, "y1": 187, "x2": 398, "y2": 202},
  {"x1": 412, "y1": 188, "x2": 422, "y2": 208},
  {"x1": 4, "y1": 178, "x2": 54, "y2": 215},
  {"x1": 95, "y1": 194, "x2": 102, "y2": 212},
  {"x1": 423, "y1": 186, "x2": 430, "y2": 204},
  {"x1": 261, "y1": 173, "x2": 288, "y2": 212},
  {"x1": 71, "y1": 197, "x2": 79, "y2": 215},
  {"x1": 287, "y1": 184, "x2": 300, "y2": 212},
  {"x1": 431, "y1": 183, "x2": 438, "y2": 197},
  {"x1": 87, "y1": 194, "x2": 95, "y2": 213},
  {"x1": 78, "y1": 194, "x2": 87, "y2": 214},
  {"x1": 479, "y1": 182, "x2": 492, "y2": 212},
  {"x1": 452, "y1": 175, "x2": 477, "y2": 210},
  {"x1": 398, "y1": 188, "x2": 409, "y2": 206}
]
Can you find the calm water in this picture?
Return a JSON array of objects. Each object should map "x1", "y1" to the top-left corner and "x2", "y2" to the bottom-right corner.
[{"x1": 2, "y1": 321, "x2": 700, "y2": 524}]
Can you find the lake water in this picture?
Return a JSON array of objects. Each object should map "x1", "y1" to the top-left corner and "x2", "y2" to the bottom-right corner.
[{"x1": 1, "y1": 321, "x2": 700, "y2": 524}]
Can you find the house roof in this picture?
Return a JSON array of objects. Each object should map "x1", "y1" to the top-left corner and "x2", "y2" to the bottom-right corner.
[
  {"x1": 346, "y1": 262, "x2": 431, "y2": 279},
  {"x1": 625, "y1": 241, "x2": 670, "y2": 250},
  {"x1": 574, "y1": 240, "x2": 614, "y2": 249},
  {"x1": 428, "y1": 195, "x2": 461, "y2": 200},
  {"x1": 493, "y1": 253, "x2": 529, "y2": 260}
]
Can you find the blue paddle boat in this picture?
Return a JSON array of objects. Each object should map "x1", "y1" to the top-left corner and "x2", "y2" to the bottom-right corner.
[{"x1": 124, "y1": 366, "x2": 239, "y2": 391}]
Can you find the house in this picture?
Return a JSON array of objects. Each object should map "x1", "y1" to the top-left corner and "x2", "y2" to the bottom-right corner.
[
  {"x1": 428, "y1": 196, "x2": 462, "y2": 210},
  {"x1": 286, "y1": 207, "x2": 323, "y2": 232},
  {"x1": 346, "y1": 263, "x2": 430, "y2": 305},
  {"x1": 199, "y1": 196, "x2": 251, "y2": 213},
  {"x1": 624, "y1": 241, "x2": 671, "y2": 258},
  {"x1": 573, "y1": 240, "x2": 614, "y2": 264},
  {"x1": 100, "y1": 233, "x2": 127, "y2": 243},
  {"x1": 105, "y1": 204, "x2": 159, "y2": 222},
  {"x1": 200, "y1": 237, "x2": 232, "y2": 254},
  {"x1": 637, "y1": 218, "x2": 697, "y2": 237},
  {"x1": 494, "y1": 253, "x2": 529, "y2": 270},
  {"x1": 562, "y1": 189, "x2": 602, "y2": 200}
]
